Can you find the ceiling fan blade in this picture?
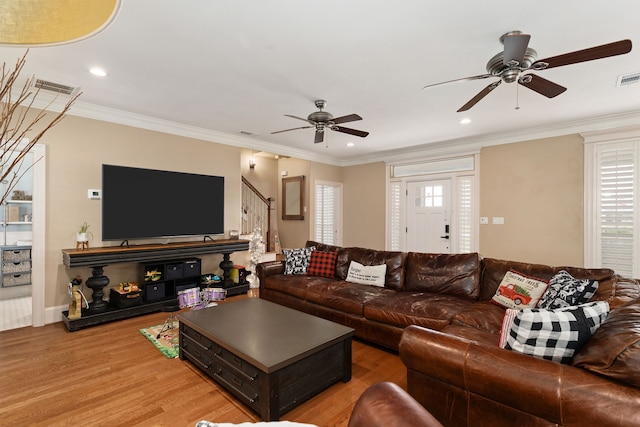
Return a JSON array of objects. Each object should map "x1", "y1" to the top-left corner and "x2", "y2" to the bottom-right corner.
[
  {"x1": 332, "y1": 113, "x2": 362, "y2": 124},
  {"x1": 518, "y1": 74, "x2": 566, "y2": 98},
  {"x1": 457, "y1": 80, "x2": 501, "y2": 112},
  {"x1": 314, "y1": 130, "x2": 324, "y2": 144},
  {"x1": 271, "y1": 126, "x2": 313, "y2": 135},
  {"x1": 503, "y1": 33, "x2": 531, "y2": 66},
  {"x1": 333, "y1": 126, "x2": 369, "y2": 138},
  {"x1": 284, "y1": 114, "x2": 315, "y2": 124},
  {"x1": 423, "y1": 73, "x2": 494, "y2": 89},
  {"x1": 531, "y1": 39, "x2": 632, "y2": 70}
]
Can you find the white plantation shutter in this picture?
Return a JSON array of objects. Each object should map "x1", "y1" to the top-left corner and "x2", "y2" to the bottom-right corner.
[
  {"x1": 457, "y1": 176, "x2": 474, "y2": 253},
  {"x1": 315, "y1": 181, "x2": 341, "y2": 245},
  {"x1": 594, "y1": 142, "x2": 638, "y2": 277},
  {"x1": 389, "y1": 181, "x2": 402, "y2": 251}
]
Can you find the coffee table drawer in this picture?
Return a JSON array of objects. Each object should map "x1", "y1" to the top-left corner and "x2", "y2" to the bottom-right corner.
[
  {"x1": 213, "y1": 366, "x2": 260, "y2": 412},
  {"x1": 215, "y1": 346, "x2": 261, "y2": 382}
]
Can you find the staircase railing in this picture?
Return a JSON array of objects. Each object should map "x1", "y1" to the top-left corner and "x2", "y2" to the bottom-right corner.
[{"x1": 241, "y1": 176, "x2": 273, "y2": 252}]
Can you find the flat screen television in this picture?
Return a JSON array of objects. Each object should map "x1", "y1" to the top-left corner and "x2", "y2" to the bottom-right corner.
[{"x1": 102, "y1": 164, "x2": 224, "y2": 242}]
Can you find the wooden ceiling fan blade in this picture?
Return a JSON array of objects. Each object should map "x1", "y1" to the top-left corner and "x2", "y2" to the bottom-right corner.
[
  {"x1": 423, "y1": 73, "x2": 494, "y2": 89},
  {"x1": 284, "y1": 114, "x2": 315, "y2": 124},
  {"x1": 457, "y1": 80, "x2": 501, "y2": 112},
  {"x1": 518, "y1": 74, "x2": 566, "y2": 98},
  {"x1": 333, "y1": 126, "x2": 369, "y2": 138},
  {"x1": 332, "y1": 113, "x2": 362, "y2": 124},
  {"x1": 271, "y1": 126, "x2": 313, "y2": 135},
  {"x1": 503, "y1": 33, "x2": 531, "y2": 65},
  {"x1": 532, "y1": 39, "x2": 632, "y2": 70},
  {"x1": 314, "y1": 130, "x2": 324, "y2": 144}
]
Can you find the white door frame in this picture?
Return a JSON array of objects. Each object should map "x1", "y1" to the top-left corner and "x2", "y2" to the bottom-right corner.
[{"x1": 32, "y1": 144, "x2": 45, "y2": 327}]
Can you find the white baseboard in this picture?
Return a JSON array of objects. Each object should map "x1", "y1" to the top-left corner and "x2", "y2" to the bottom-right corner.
[{"x1": 45, "y1": 304, "x2": 68, "y2": 325}]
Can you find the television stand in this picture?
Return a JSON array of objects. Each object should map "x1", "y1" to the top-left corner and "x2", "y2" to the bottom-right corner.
[{"x1": 61, "y1": 239, "x2": 249, "y2": 331}]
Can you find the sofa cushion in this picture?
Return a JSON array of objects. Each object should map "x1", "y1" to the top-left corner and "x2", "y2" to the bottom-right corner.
[
  {"x1": 500, "y1": 301, "x2": 610, "y2": 364},
  {"x1": 492, "y1": 270, "x2": 549, "y2": 309},
  {"x1": 364, "y1": 292, "x2": 474, "y2": 330},
  {"x1": 572, "y1": 298, "x2": 640, "y2": 387},
  {"x1": 451, "y1": 301, "x2": 506, "y2": 335},
  {"x1": 537, "y1": 270, "x2": 599, "y2": 309},
  {"x1": 335, "y1": 247, "x2": 407, "y2": 291},
  {"x1": 481, "y1": 257, "x2": 615, "y2": 301},
  {"x1": 282, "y1": 247, "x2": 315, "y2": 275},
  {"x1": 305, "y1": 240, "x2": 342, "y2": 253},
  {"x1": 304, "y1": 280, "x2": 392, "y2": 316},
  {"x1": 306, "y1": 250, "x2": 337, "y2": 278},
  {"x1": 404, "y1": 252, "x2": 481, "y2": 299},
  {"x1": 346, "y1": 261, "x2": 386, "y2": 287}
]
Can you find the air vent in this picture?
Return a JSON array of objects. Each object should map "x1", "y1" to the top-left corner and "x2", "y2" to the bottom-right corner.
[
  {"x1": 32, "y1": 78, "x2": 80, "y2": 96},
  {"x1": 617, "y1": 72, "x2": 640, "y2": 87}
]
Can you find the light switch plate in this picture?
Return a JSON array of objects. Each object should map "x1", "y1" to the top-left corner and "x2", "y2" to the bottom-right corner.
[{"x1": 492, "y1": 216, "x2": 505, "y2": 225}]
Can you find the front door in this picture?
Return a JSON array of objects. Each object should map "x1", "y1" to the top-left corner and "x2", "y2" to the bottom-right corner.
[{"x1": 406, "y1": 179, "x2": 451, "y2": 253}]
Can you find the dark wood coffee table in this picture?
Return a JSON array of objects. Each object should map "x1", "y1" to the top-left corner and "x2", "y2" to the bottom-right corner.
[{"x1": 178, "y1": 298, "x2": 354, "y2": 421}]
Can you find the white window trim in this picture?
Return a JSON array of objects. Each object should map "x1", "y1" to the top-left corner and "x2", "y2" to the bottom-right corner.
[
  {"x1": 583, "y1": 125, "x2": 640, "y2": 272},
  {"x1": 313, "y1": 179, "x2": 343, "y2": 246}
]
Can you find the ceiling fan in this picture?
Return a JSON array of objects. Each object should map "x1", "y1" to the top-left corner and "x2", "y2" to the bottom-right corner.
[
  {"x1": 423, "y1": 31, "x2": 632, "y2": 112},
  {"x1": 272, "y1": 100, "x2": 369, "y2": 144}
]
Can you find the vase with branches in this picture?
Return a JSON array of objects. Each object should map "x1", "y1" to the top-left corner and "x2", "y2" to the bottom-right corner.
[{"x1": 1, "y1": 50, "x2": 80, "y2": 205}]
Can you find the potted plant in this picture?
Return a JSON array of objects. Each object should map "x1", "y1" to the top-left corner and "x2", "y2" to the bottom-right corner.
[{"x1": 77, "y1": 222, "x2": 92, "y2": 244}]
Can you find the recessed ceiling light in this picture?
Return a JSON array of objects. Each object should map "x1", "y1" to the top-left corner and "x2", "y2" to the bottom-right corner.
[
  {"x1": 89, "y1": 67, "x2": 108, "y2": 77},
  {"x1": 459, "y1": 118, "x2": 471, "y2": 125},
  {"x1": 346, "y1": 142, "x2": 355, "y2": 147}
]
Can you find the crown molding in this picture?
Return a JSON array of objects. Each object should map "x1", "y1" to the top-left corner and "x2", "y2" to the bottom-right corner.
[{"x1": 32, "y1": 92, "x2": 640, "y2": 168}]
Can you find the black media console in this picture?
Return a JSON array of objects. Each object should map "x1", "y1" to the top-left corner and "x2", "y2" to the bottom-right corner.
[{"x1": 61, "y1": 239, "x2": 249, "y2": 331}]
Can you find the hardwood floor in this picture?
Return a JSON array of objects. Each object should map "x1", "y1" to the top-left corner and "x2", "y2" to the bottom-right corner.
[{"x1": 0, "y1": 294, "x2": 406, "y2": 427}]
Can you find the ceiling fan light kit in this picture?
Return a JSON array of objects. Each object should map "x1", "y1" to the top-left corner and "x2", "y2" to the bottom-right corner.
[
  {"x1": 424, "y1": 31, "x2": 632, "y2": 112},
  {"x1": 272, "y1": 100, "x2": 369, "y2": 146}
]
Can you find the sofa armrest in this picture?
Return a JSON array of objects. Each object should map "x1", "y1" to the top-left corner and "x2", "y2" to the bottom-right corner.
[
  {"x1": 399, "y1": 325, "x2": 640, "y2": 426},
  {"x1": 256, "y1": 260, "x2": 284, "y2": 281},
  {"x1": 348, "y1": 382, "x2": 443, "y2": 427}
]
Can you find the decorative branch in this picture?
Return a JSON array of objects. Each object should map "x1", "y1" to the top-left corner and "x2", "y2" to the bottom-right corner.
[{"x1": 1, "y1": 50, "x2": 80, "y2": 204}]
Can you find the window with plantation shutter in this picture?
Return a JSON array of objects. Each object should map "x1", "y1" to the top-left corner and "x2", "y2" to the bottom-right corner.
[
  {"x1": 389, "y1": 181, "x2": 402, "y2": 251},
  {"x1": 585, "y1": 131, "x2": 640, "y2": 278},
  {"x1": 315, "y1": 181, "x2": 342, "y2": 245},
  {"x1": 457, "y1": 176, "x2": 474, "y2": 253}
]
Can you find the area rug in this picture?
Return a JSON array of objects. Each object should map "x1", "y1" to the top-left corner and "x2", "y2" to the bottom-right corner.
[{"x1": 140, "y1": 324, "x2": 180, "y2": 359}]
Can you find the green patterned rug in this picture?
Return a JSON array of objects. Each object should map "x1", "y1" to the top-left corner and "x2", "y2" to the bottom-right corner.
[{"x1": 140, "y1": 323, "x2": 180, "y2": 359}]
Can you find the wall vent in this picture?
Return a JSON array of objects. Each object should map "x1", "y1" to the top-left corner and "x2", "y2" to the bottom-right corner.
[
  {"x1": 617, "y1": 72, "x2": 640, "y2": 87},
  {"x1": 31, "y1": 78, "x2": 80, "y2": 96}
]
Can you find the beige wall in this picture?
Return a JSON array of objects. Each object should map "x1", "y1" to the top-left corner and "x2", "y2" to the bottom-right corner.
[
  {"x1": 479, "y1": 134, "x2": 584, "y2": 265},
  {"x1": 43, "y1": 115, "x2": 244, "y2": 308},
  {"x1": 35, "y1": 111, "x2": 586, "y2": 310},
  {"x1": 342, "y1": 162, "x2": 386, "y2": 250}
]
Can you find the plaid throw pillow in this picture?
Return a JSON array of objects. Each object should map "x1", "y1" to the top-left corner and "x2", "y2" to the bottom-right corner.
[
  {"x1": 282, "y1": 247, "x2": 315, "y2": 275},
  {"x1": 306, "y1": 250, "x2": 337, "y2": 278},
  {"x1": 502, "y1": 301, "x2": 609, "y2": 364},
  {"x1": 537, "y1": 270, "x2": 599, "y2": 309}
]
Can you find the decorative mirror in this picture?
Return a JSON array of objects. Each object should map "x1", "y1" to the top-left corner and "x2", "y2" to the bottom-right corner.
[{"x1": 282, "y1": 176, "x2": 304, "y2": 220}]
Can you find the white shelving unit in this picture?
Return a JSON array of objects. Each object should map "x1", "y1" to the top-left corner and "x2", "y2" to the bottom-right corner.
[{"x1": 1, "y1": 199, "x2": 33, "y2": 288}]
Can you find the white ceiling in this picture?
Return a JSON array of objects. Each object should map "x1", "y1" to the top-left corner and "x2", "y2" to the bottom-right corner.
[{"x1": 2, "y1": 0, "x2": 640, "y2": 165}]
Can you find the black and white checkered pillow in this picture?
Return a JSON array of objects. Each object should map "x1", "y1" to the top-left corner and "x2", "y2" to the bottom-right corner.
[
  {"x1": 502, "y1": 301, "x2": 609, "y2": 364},
  {"x1": 282, "y1": 247, "x2": 315, "y2": 275},
  {"x1": 537, "y1": 270, "x2": 599, "y2": 309}
]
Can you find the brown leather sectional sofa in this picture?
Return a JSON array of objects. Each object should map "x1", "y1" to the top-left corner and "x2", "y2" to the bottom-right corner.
[{"x1": 256, "y1": 241, "x2": 640, "y2": 426}]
